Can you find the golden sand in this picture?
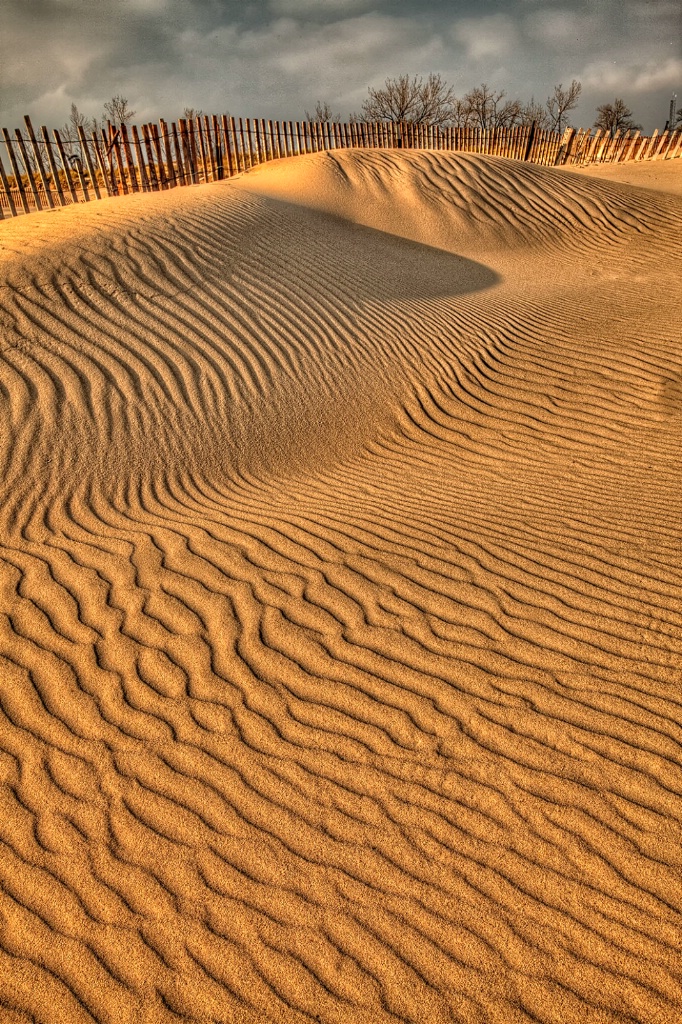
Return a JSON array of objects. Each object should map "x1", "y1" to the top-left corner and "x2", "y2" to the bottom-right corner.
[{"x1": 0, "y1": 152, "x2": 681, "y2": 1023}]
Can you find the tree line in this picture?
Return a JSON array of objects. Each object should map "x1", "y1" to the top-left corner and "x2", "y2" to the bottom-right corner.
[
  {"x1": 58, "y1": 81, "x2": 681, "y2": 155},
  {"x1": 309, "y1": 75, "x2": 682, "y2": 138}
]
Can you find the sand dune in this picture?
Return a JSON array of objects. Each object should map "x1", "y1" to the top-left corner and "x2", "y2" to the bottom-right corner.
[{"x1": 0, "y1": 151, "x2": 681, "y2": 1024}]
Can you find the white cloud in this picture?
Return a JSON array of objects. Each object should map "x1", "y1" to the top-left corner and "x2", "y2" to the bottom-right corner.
[
  {"x1": 582, "y1": 56, "x2": 682, "y2": 95},
  {"x1": 268, "y1": 0, "x2": 371, "y2": 14},
  {"x1": 0, "y1": 0, "x2": 679, "y2": 133},
  {"x1": 453, "y1": 15, "x2": 519, "y2": 60}
]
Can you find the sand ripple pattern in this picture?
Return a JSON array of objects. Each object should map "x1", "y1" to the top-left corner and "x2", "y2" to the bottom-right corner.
[{"x1": 1, "y1": 152, "x2": 681, "y2": 1023}]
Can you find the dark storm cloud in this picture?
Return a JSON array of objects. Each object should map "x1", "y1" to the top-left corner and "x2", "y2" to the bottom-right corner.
[{"x1": 1, "y1": 0, "x2": 679, "y2": 131}]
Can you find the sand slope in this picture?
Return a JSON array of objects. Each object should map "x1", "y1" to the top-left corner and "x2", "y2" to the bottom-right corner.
[{"x1": 0, "y1": 151, "x2": 681, "y2": 1024}]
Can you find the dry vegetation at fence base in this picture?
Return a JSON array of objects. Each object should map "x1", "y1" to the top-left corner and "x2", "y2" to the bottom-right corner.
[{"x1": 0, "y1": 152, "x2": 681, "y2": 1024}]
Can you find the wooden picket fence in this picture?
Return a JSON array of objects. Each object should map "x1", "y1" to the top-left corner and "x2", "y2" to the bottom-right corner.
[{"x1": 2, "y1": 114, "x2": 681, "y2": 219}]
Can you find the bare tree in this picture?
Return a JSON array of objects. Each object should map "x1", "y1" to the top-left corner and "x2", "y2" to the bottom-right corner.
[
  {"x1": 449, "y1": 97, "x2": 472, "y2": 128},
  {"x1": 183, "y1": 107, "x2": 204, "y2": 120},
  {"x1": 546, "y1": 80, "x2": 582, "y2": 133},
  {"x1": 461, "y1": 84, "x2": 522, "y2": 130},
  {"x1": 102, "y1": 95, "x2": 137, "y2": 128},
  {"x1": 593, "y1": 98, "x2": 641, "y2": 138},
  {"x1": 59, "y1": 103, "x2": 97, "y2": 159},
  {"x1": 305, "y1": 101, "x2": 340, "y2": 123},
  {"x1": 518, "y1": 97, "x2": 551, "y2": 129},
  {"x1": 360, "y1": 73, "x2": 456, "y2": 127}
]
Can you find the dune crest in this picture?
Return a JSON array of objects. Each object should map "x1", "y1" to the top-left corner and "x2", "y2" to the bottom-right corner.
[{"x1": 1, "y1": 151, "x2": 681, "y2": 1024}]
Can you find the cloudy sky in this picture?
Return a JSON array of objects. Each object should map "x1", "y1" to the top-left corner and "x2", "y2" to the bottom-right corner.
[{"x1": 1, "y1": 0, "x2": 680, "y2": 133}]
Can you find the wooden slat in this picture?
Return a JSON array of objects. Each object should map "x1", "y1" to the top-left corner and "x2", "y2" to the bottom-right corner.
[
  {"x1": 668, "y1": 129, "x2": 682, "y2": 160},
  {"x1": 68, "y1": 131, "x2": 90, "y2": 200},
  {"x1": 24, "y1": 116, "x2": 54, "y2": 208},
  {"x1": 77, "y1": 126, "x2": 101, "y2": 199},
  {"x1": 211, "y1": 115, "x2": 222, "y2": 178},
  {"x1": 170, "y1": 123, "x2": 186, "y2": 185},
  {"x1": 619, "y1": 130, "x2": 638, "y2": 163},
  {"x1": 252, "y1": 118, "x2": 262, "y2": 165},
  {"x1": 242, "y1": 118, "x2": 253, "y2": 168},
  {"x1": 130, "y1": 126, "x2": 151, "y2": 190},
  {"x1": 225, "y1": 117, "x2": 236, "y2": 173},
  {"x1": 188, "y1": 119, "x2": 200, "y2": 179},
  {"x1": 0, "y1": 148, "x2": 17, "y2": 216},
  {"x1": 40, "y1": 125, "x2": 65, "y2": 206},
  {"x1": 652, "y1": 130, "x2": 669, "y2": 160},
  {"x1": 110, "y1": 124, "x2": 129, "y2": 193},
  {"x1": 161, "y1": 119, "x2": 177, "y2": 186},
  {"x1": 178, "y1": 119, "x2": 194, "y2": 183},
  {"x1": 119, "y1": 124, "x2": 139, "y2": 191},
  {"x1": 202, "y1": 116, "x2": 216, "y2": 181},
  {"x1": 229, "y1": 116, "x2": 241, "y2": 173},
  {"x1": 51, "y1": 129, "x2": 78, "y2": 202},
  {"x1": 244, "y1": 117, "x2": 254, "y2": 165},
  {"x1": 261, "y1": 118, "x2": 270, "y2": 161},
  {"x1": 13, "y1": 129, "x2": 41, "y2": 210},
  {"x1": 655, "y1": 129, "x2": 671, "y2": 160},
  {"x1": 522, "y1": 122, "x2": 535, "y2": 162},
  {"x1": 149, "y1": 123, "x2": 166, "y2": 186},
  {"x1": 87, "y1": 131, "x2": 112, "y2": 196},
  {"x1": 238, "y1": 118, "x2": 248, "y2": 169},
  {"x1": 105, "y1": 125, "x2": 124, "y2": 193},
  {"x1": 141, "y1": 124, "x2": 159, "y2": 188},
  {"x1": 213, "y1": 115, "x2": 225, "y2": 179},
  {"x1": 249, "y1": 119, "x2": 260, "y2": 164},
  {"x1": 224, "y1": 116, "x2": 236, "y2": 173},
  {"x1": 637, "y1": 129, "x2": 658, "y2": 161}
]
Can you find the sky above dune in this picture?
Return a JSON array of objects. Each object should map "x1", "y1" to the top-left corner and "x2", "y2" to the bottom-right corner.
[{"x1": 1, "y1": 0, "x2": 680, "y2": 133}]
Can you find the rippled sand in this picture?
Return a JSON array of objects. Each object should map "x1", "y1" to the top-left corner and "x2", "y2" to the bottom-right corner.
[{"x1": 0, "y1": 152, "x2": 681, "y2": 1024}]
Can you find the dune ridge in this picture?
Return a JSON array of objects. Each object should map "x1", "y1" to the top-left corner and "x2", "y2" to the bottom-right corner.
[{"x1": 0, "y1": 151, "x2": 681, "y2": 1023}]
